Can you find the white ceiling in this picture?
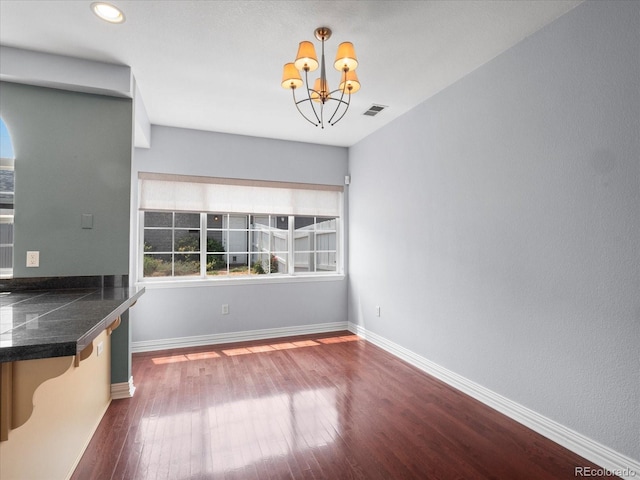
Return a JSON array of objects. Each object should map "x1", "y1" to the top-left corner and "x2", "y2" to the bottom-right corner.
[{"x1": 0, "y1": 0, "x2": 582, "y2": 147}]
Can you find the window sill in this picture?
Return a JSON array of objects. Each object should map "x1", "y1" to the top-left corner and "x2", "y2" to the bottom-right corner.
[{"x1": 136, "y1": 273, "x2": 345, "y2": 289}]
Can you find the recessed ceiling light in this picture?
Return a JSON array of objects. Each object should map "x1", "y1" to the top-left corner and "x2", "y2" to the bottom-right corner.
[{"x1": 91, "y1": 2, "x2": 125, "y2": 24}]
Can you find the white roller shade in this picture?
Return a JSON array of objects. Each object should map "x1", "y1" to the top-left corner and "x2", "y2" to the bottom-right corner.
[{"x1": 139, "y1": 173, "x2": 343, "y2": 217}]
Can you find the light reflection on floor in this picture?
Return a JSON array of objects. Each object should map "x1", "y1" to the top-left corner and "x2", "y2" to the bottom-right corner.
[
  {"x1": 141, "y1": 334, "x2": 357, "y2": 474},
  {"x1": 138, "y1": 387, "x2": 339, "y2": 474},
  {"x1": 212, "y1": 387, "x2": 338, "y2": 472},
  {"x1": 150, "y1": 335, "x2": 359, "y2": 364}
]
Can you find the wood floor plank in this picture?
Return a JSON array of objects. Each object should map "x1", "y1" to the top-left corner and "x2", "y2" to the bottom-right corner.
[{"x1": 72, "y1": 331, "x2": 620, "y2": 479}]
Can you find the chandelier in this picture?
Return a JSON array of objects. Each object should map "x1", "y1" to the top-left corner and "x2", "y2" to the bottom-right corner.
[{"x1": 281, "y1": 27, "x2": 360, "y2": 128}]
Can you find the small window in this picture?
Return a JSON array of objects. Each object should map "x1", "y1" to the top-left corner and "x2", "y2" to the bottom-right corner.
[
  {"x1": 294, "y1": 217, "x2": 338, "y2": 273},
  {"x1": 143, "y1": 212, "x2": 201, "y2": 277},
  {"x1": 0, "y1": 117, "x2": 15, "y2": 278}
]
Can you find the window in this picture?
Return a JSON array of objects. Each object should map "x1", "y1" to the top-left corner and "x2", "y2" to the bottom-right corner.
[
  {"x1": 138, "y1": 173, "x2": 343, "y2": 281},
  {"x1": 0, "y1": 118, "x2": 15, "y2": 278},
  {"x1": 143, "y1": 212, "x2": 201, "y2": 277},
  {"x1": 294, "y1": 216, "x2": 338, "y2": 273}
]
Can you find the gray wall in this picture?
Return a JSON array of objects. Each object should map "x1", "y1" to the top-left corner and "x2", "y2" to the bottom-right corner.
[
  {"x1": 0, "y1": 82, "x2": 132, "y2": 277},
  {"x1": 348, "y1": 0, "x2": 639, "y2": 460},
  {"x1": 131, "y1": 126, "x2": 348, "y2": 344}
]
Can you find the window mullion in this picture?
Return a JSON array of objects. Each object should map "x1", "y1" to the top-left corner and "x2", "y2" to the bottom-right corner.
[
  {"x1": 312, "y1": 217, "x2": 317, "y2": 273},
  {"x1": 138, "y1": 210, "x2": 144, "y2": 280},
  {"x1": 248, "y1": 215, "x2": 252, "y2": 275},
  {"x1": 225, "y1": 214, "x2": 230, "y2": 274},
  {"x1": 337, "y1": 216, "x2": 341, "y2": 274},
  {"x1": 200, "y1": 213, "x2": 207, "y2": 278},
  {"x1": 171, "y1": 212, "x2": 175, "y2": 277},
  {"x1": 288, "y1": 215, "x2": 294, "y2": 275},
  {"x1": 267, "y1": 215, "x2": 272, "y2": 274}
]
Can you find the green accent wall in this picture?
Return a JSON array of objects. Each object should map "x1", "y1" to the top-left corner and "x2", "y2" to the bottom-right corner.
[
  {"x1": 0, "y1": 81, "x2": 133, "y2": 384},
  {"x1": 0, "y1": 82, "x2": 132, "y2": 277},
  {"x1": 110, "y1": 310, "x2": 131, "y2": 384}
]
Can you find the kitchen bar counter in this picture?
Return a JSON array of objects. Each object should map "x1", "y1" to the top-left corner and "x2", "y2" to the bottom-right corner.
[
  {"x1": 0, "y1": 278, "x2": 144, "y2": 363},
  {"x1": 0, "y1": 276, "x2": 144, "y2": 479}
]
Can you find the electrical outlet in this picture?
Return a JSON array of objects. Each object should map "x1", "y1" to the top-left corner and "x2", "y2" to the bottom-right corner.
[
  {"x1": 26, "y1": 251, "x2": 40, "y2": 267},
  {"x1": 376, "y1": 306, "x2": 381, "y2": 317},
  {"x1": 97, "y1": 341, "x2": 104, "y2": 356},
  {"x1": 222, "y1": 304, "x2": 229, "y2": 315}
]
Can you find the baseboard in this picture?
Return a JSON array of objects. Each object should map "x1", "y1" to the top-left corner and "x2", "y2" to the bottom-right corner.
[
  {"x1": 131, "y1": 321, "x2": 349, "y2": 353},
  {"x1": 111, "y1": 376, "x2": 136, "y2": 399},
  {"x1": 348, "y1": 322, "x2": 640, "y2": 480},
  {"x1": 65, "y1": 399, "x2": 111, "y2": 480}
]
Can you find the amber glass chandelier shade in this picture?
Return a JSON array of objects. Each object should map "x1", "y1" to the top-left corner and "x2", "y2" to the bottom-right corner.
[
  {"x1": 281, "y1": 63, "x2": 303, "y2": 89},
  {"x1": 334, "y1": 42, "x2": 358, "y2": 71},
  {"x1": 339, "y1": 69, "x2": 360, "y2": 94},
  {"x1": 294, "y1": 41, "x2": 319, "y2": 71}
]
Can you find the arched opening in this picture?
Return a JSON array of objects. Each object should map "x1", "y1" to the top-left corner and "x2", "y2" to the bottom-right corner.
[{"x1": 0, "y1": 117, "x2": 15, "y2": 277}]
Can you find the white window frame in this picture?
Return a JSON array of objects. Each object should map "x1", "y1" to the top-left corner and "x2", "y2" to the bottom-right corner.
[
  {"x1": 138, "y1": 211, "x2": 343, "y2": 285},
  {"x1": 136, "y1": 174, "x2": 344, "y2": 286},
  {"x1": 0, "y1": 157, "x2": 15, "y2": 279}
]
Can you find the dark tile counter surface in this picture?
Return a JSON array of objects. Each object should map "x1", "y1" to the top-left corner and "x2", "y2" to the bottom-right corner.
[{"x1": 0, "y1": 286, "x2": 145, "y2": 363}]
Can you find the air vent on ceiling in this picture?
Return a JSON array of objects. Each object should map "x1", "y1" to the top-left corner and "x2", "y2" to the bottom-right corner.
[{"x1": 363, "y1": 104, "x2": 387, "y2": 117}]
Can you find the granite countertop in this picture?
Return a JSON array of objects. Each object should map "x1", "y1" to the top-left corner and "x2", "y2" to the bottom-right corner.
[{"x1": 0, "y1": 286, "x2": 144, "y2": 363}]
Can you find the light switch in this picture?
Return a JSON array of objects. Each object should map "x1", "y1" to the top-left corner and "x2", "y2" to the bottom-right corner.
[{"x1": 81, "y1": 214, "x2": 94, "y2": 229}]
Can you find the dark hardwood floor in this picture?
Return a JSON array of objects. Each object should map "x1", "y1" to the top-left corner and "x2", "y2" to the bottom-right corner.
[{"x1": 72, "y1": 332, "x2": 618, "y2": 479}]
